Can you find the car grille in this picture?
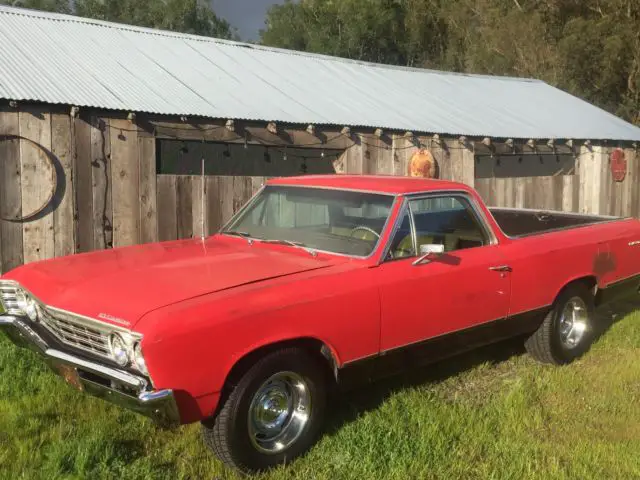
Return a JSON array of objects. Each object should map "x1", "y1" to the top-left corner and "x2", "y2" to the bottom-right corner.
[{"x1": 39, "y1": 308, "x2": 111, "y2": 359}]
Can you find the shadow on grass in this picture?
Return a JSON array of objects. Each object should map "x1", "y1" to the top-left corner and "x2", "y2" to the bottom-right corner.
[{"x1": 325, "y1": 298, "x2": 640, "y2": 436}]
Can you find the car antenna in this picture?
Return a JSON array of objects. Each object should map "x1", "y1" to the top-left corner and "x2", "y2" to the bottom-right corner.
[{"x1": 200, "y1": 143, "x2": 206, "y2": 242}]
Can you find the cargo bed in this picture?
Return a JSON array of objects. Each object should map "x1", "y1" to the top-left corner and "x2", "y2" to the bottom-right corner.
[{"x1": 489, "y1": 208, "x2": 619, "y2": 238}]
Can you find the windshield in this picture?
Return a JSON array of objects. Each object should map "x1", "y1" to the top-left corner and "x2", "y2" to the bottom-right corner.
[{"x1": 223, "y1": 186, "x2": 395, "y2": 257}]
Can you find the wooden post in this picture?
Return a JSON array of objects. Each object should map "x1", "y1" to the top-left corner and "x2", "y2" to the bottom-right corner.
[
  {"x1": 51, "y1": 113, "x2": 75, "y2": 258},
  {"x1": 0, "y1": 110, "x2": 23, "y2": 273},
  {"x1": 20, "y1": 107, "x2": 54, "y2": 264},
  {"x1": 109, "y1": 119, "x2": 140, "y2": 247}
]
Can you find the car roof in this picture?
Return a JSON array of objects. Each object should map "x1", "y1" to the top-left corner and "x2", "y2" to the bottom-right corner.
[{"x1": 267, "y1": 175, "x2": 471, "y2": 195}]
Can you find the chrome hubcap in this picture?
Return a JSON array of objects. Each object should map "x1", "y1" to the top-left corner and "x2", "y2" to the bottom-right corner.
[
  {"x1": 559, "y1": 296, "x2": 589, "y2": 349},
  {"x1": 248, "y1": 372, "x2": 311, "y2": 454}
]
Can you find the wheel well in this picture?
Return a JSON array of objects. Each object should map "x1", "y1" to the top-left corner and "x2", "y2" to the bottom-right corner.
[
  {"x1": 216, "y1": 338, "x2": 338, "y2": 415},
  {"x1": 559, "y1": 276, "x2": 598, "y2": 302}
]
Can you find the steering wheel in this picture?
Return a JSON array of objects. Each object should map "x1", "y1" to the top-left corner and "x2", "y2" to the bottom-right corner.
[{"x1": 349, "y1": 226, "x2": 381, "y2": 240}]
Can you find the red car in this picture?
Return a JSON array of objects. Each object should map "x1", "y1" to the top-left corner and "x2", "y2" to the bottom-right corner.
[{"x1": 1, "y1": 175, "x2": 639, "y2": 473}]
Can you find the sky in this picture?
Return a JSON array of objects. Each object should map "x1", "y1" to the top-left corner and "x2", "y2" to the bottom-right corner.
[{"x1": 211, "y1": 0, "x2": 286, "y2": 42}]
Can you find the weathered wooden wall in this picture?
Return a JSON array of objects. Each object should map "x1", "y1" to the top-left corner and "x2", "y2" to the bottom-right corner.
[
  {"x1": 0, "y1": 107, "x2": 268, "y2": 273},
  {"x1": 475, "y1": 146, "x2": 640, "y2": 218},
  {"x1": 1, "y1": 104, "x2": 639, "y2": 273}
]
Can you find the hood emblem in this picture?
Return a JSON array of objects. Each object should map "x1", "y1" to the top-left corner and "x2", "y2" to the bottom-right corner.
[{"x1": 97, "y1": 313, "x2": 130, "y2": 326}]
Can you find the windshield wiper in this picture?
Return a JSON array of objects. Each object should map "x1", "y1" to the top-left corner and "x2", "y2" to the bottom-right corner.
[
  {"x1": 259, "y1": 239, "x2": 318, "y2": 257},
  {"x1": 221, "y1": 230, "x2": 255, "y2": 243}
]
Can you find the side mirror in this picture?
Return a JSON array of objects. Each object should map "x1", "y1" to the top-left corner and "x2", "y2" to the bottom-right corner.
[
  {"x1": 413, "y1": 243, "x2": 444, "y2": 266},
  {"x1": 419, "y1": 244, "x2": 444, "y2": 256}
]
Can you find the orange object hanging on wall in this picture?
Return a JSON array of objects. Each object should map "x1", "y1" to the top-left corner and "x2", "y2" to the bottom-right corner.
[
  {"x1": 610, "y1": 148, "x2": 627, "y2": 182},
  {"x1": 407, "y1": 149, "x2": 437, "y2": 178}
]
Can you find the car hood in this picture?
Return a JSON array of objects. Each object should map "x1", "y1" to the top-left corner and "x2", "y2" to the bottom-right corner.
[{"x1": 4, "y1": 236, "x2": 342, "y2": 329}]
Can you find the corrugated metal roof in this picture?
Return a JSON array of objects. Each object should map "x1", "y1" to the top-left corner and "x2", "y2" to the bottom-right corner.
[{"x1": 1, "y1": 5, "x2": 640, "y2": 141}]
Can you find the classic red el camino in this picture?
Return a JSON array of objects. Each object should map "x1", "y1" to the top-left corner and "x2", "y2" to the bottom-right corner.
[{"x1": 1, "y1": 175, "x2": 640, "y2": 472}]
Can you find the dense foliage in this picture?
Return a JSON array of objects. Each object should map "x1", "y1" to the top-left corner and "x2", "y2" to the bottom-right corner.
[
  {"x1": 262, "y1": 0, "x2": 640, "y2": 124},
  {"x1": 3, "y1": 0, "x2": 233, "y2": 38}
]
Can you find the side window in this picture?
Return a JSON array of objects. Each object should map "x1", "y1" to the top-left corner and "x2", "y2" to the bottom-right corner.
[
  {"x1": 387, "y1": 195, "x2": 488, "y2": 260},
  {"x1": 410, "y1": 196, "x2": 488, "y2": 253},
  {"x1": 387, "y1": 209, "x2": 415, "y2": 260}
]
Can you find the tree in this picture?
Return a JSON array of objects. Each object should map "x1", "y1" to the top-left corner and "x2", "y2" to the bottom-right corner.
[
  {"x1": 75, "y1": 0, "x2": 233, "y2": 38},
  {"x1": 261, "y1": 0, "x2": 640, "y2": 124},
  {"x1": 3, "y1": 0, "x2": 71, "y2": 13},
  {"x1": 1, "y1": 0, "x2": 233, "y2": 39}
]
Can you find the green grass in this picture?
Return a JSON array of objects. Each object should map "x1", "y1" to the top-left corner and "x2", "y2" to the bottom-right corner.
[{"x1": 2, "y1": 303, "x2": 640, "y2": 480}]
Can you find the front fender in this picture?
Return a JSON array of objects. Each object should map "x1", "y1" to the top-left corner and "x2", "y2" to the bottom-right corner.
[{"x1": 136, "y1": 263, "x2": 379, "y2": 422}]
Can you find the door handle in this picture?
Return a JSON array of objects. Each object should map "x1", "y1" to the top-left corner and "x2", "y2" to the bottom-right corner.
[
  {"x1": 629, "y1": 241, "x2": 640, "y2": 247},
  {"x1": 489, "y1": 265, "x2": 512, "y2": 272}
]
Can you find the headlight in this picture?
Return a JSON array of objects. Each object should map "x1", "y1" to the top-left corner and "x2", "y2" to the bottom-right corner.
[
  {"x1": 15, "y1": 289, "x2": 38, "y2": 321},
  {"x1": 109, "y1": 333, "x2": 129, "y2": 367},
  {"x1": 133, "y1": 342, "x2": 148, "y2": 375}
]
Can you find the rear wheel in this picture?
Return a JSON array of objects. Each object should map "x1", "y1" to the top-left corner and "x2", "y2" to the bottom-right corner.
[
  {"x1": 525, "y1": 283, "x2": 596, "y2": 365},
  {"x1": 201, "y1": 348, "x2": 327, "y2": 473}
]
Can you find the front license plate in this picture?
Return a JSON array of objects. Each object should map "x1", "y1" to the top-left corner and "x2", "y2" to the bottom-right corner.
[{"x1": 55, "y1": 364, "x2": 84, "y2": 391}]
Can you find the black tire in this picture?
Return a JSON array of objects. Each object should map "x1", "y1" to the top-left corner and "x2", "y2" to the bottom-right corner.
[
  {"x1": 201, "y1": 348, "x2": 328, "y2": 474},
  {"x1": 525, "y1": 283, "x2": 596, "y2": 365}
]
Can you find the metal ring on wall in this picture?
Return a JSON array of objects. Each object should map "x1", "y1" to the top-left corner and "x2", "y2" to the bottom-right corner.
[{"x1": 0, "y1": 134, "x2": 58, "y2": 222}]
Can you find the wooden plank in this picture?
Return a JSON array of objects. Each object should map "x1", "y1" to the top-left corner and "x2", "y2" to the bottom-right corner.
[
  {"x1": 251, "y1": 176, "x2": 265, "y2": 195},
  {"x1": 562, "y1": 176, "x2": 575, "y2": 212},
  {"x1": 74, "y1": 116, "x2": 94, "y2": 253},
  {"x1": 449, "y1": 141, "x2": 464, "y2": 184},
  {"x1": 461, "y1": 147, "x2": 475, "y2": 187},
  {"x1": 375, "y1": 136, "x2": 392, "y2": 175},
  {"x1": 0, "y1": 110, "x2": 23, "y2": 273},
  {"x1": 474, "y1": 179, "x2": 489, "y2": 204},
  {"x1": 206, "y1": 176, "x2": 222, "y2": 234},
  {"x1": 219, "y1": 176, "x2": 235, "y2": 225},
  {"x1": 360, "y1": 134, "x2": 376, "y2": 175},
  {"x1": 176, "y1": 175, "x2": 194, "y2": 239},
  {"x1": 552, "y1": 175, "x2": 564, "y2": 211},
  {"x1": 233, "y1": 176, "x2": 252, "y2": 214},
  {"x1": 515, "y1": 178, "x2": 526, "y2": 208},
  {"x1": 619, "y1": 148, "x2": 633, "y2": 217},
  {"x1": 51, "y1": 113, "x2": 75, "y2": 258},
  {"x1": 578, "y1": 146, "x2": 592, "y2": 214},
  {"x1": 333, "y1": 151, "x2": 347, "y2": 174},
  {"x1": 138, "y1": 136, "x2": 158, "y2": 243},
  {"x1": 494, "y1": 178, "x2": 506, "y2": 207},
  {"x1": 109, "y1": 119, "x2": 140, "y2": 247},
  {"x1": 393, "y1": 136, "x2": 412, "y2": 177},
  {"x1": 91, "y1": 116, "x2": 113, "y2": 250},
  {"x1": 345, "y1": 139, "x2": 363, "y2": 174},
  {"x1": 524, "y1": 176, "x2": 536, "y2": 209},
  {"x1": 157, "y1": 175, "x2": 177, "y2": 241},
  {"x1": 192, "y1": 175, "x2": 205, "y2": 238},
  {"x1": 20, "y1": 107, "x2": 54, "y2": 264},
  {"x1": 599, "y1": 147, "x2": 612, "y2": 216},
  {"x1": 504, "y1": 177, "x2": 515, "y2": 208}
]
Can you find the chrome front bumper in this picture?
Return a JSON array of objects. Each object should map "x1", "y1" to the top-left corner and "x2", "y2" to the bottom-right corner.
[{"x1": 0, "y1": 314, "x2": 180, "y2": 428}]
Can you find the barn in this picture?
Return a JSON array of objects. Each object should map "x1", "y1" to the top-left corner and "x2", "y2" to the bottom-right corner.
[{"x1": 1, "y1": 4, "x2": 640, "y2": 273}]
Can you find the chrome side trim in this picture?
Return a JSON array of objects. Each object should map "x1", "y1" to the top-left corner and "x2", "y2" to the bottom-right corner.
[
  {"x1": 629, "y1": 241, "x2": 640, "y2": 247},
  {"x1": 340, "y1": 304, "x2": 553, "y2": 367}
]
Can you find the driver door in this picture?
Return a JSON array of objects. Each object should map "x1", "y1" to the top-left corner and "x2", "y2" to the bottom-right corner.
[{"x1": 375, "y1": 194, "x2": 511, "y2": 360}]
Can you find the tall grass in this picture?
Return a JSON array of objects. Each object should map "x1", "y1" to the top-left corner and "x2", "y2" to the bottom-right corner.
[{"x1": 1, "y1": 304, "x2": 639, "y2": 479}]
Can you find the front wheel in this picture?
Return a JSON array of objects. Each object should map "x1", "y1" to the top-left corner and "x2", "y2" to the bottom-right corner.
[
  {"x1": 525, "y1": 283, "x2": 596, "y2": 365},
  {"x1": 201, "y1": 348, "x2": 328, "y2": 473}
]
